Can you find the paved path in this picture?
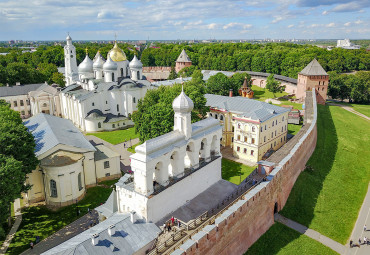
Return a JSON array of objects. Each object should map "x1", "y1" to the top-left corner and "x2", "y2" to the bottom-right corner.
[
  {"x1": 328, "y1": 103, "x2": 370, "y2": 121},
  {"x1": 85, "y1": 135, "x2": 140, "y2": 174},
  {"x1": 20, "y1": 210, "x2": 99, "y2": 255},
  {"x1": 275, "y1": 214, "x2": 347, "y2": 254},
  {"x1": 346, "y1": 182, "x2": 370, "y2": 255},
  {"x1": 0, "y1": 199, "x2": 22, "y2": 255}
]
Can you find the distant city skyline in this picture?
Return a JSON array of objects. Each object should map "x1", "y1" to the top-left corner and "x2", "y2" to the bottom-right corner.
[{"x1": 0, "y1": 0, "x2": 369, "y2": 41}]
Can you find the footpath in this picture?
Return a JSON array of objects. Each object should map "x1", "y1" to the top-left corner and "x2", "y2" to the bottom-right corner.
[
  {"x1": 275, "y1": 214, "x2": 347, "y2": 254},
  {"x1": 0, "y1": 199, "x2": 22, "y2": 255},
  {"x1": 327, "y1": 103, "x2": 370, "y2": 121}
]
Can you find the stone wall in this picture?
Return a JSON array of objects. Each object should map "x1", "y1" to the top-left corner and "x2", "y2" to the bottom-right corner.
[{"x1": 172, "y1": 89, "x2": 317, "y2": 255}]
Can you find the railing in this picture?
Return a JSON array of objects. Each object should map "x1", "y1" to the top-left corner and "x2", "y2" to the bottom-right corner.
[
  {"x1": 151, "y1": 155, "x2": 221, "y2": 196},
  {"x1": 147, "y1": 168, "x2": 263, "y2": 255}
]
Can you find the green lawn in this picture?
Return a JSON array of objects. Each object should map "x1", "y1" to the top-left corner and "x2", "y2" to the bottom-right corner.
[
  {"x1": 86, "y1": 127, "x2": 139, "y2": 145},
  {"x1": 127, "y1": 142, "x2": 142, "y2": 153},
  {"x1": 280, "y1": 105, "x2": 370, "y2": 244},
  {"x1": 252, "y1": 85, "x2": 288, "y2": 100},
  {"x1": 221, "y1": 158, "x2": 256, "y2": 185},
  {"x1": 245, "y1": 222, "x2": 338, "y2": 255},
  {"x1": 328, "y1": 101, "x2": 370, "y2": 118},
  {"x1": 98, "y1": 177, "x2": 121, "y2": 187},
  {"x1": 288, "y1": 124, "x2": 302, "y2": 136},
  {"x1": 6, "y1": 186, "x2": 112, "y2": 255}
]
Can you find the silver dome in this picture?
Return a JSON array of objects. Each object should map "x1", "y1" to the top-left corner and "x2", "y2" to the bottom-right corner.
[
  {"x1": 78, "y1": 55, "x2": 93, "y2": 73},
  {"x1": 93, "y1": 54, "x2": 106, "y2": 70},
  {"x1": 103, "y1": 55, "x2": 118, "y2": 71},
  {"x1": 129, "y1": 55, "x2": 143, "y2": 69},
  {"x1": 172, "y1": 88, "x2": 194, "y2": 113}
]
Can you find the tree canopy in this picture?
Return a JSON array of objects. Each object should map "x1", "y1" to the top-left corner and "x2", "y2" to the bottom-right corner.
[
  {"x1": 266, "y1": 74, "x2": 285, "y2": 95},
  {"x1": 0, "y1": 100, "x2": 38, "y2": 238}
]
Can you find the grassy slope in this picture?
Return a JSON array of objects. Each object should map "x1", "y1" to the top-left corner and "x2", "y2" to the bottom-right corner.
[
  {"x1": 288, "y1": 124, "x2": 302, "y2": 135},
  {"x1": 221, "y1": 158, "x2": 256, "y2": 185},
  {"x1": 281, "y1": 105, "x2": 370, "y2": 244},
  {"x1": 6, "y1": 186, "x2": 112, "y2": 255},
  {"x1": 352, "y1": 104, "x2": 370, "y2": 117},
  {"x1": 251, "y1": 85, "x2": 288, "y2": 100},
  {"x1": 245, "y1": 222, "x2": 338, "y2": 255},
  {"x1": 86, "y1": 127, "x2": 139, "y2": 145}
]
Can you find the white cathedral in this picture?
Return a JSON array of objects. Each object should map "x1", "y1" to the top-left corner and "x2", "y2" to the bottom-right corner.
[{"x1": 61, "y1": 34, "x2": 151, "y2": 132}]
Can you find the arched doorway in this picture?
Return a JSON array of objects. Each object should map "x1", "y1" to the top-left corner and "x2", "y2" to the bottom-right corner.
[
  {"x1": 199, "y1": 138, "x2": 208, "y2": 163},
  {"x1": 184, "y1": 142, "x2": 195, "y2": 169},
  {"x1": 210, "y1": 135, "x2": 218, "y2": 157},
  {"x1": 169, "y1": 151, "x2": 180, "y2": 177},
  {"x1": 274, "y1": 202, "x2": 278, "y2": 214}
]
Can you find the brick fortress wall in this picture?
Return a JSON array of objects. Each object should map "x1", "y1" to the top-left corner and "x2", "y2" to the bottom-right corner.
[{"x1": 174, "y1": 89, "x2": 318, "y2": 255}]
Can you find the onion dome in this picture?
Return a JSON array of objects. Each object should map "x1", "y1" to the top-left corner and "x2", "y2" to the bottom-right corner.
[
  {"x1": 66, "y1": 34, "x2": 72, "y2": 41},
  {"x1": 129, "y1": 55, "x2": 143, "y2": 69},
  {"x1": 103, "y1": 55, "x2": 118, "y2": 71},
  {"x1": 78, "y1": 54, "x2": 93, "y2": 73},
  {"x1": 108, "y1": 41, "x2": 127, "y2": 62},
  {"x1": 172, "y1": 87, "x2": 194, "y2": 113},
  {"x1": 93, "y1": 51, "x2": 106, "y2": 69}
]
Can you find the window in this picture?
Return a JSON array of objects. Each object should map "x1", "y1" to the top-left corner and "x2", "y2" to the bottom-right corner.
[
  {"x1": 285, "y1": 125, "x2": 287, "y2": 131},
  {"x1": 252, "y1": 126, "x2": 255, "y2": 132},
  {"x1": 112, "y1": 124, "x2": 115, "y2": 128},
  {"x1": 319, "y1": 81, "x2": 321, "y2": 85},
  {"x1": 261, "y1": 127, "x2": 263, "y2": 132},
  {"x1": 117, "y1": 104, "x2": 119, "y2": 112},
  {"x1": 112, "y1": 73, "x2": 115, "y2": 81},
  {"x1": 237, "y1": 135, "x2": 240, "y2": 141},
  {"x1": 106, "y1": 101, "x2": 108, "y2": 104},
  {"x1": 26, "y1": 100, "x2": 30, "y2": 105},
  {"x1": 50, "y1": 180, "x2": 57, "y2": 197},
  {"x1": 215, "y1": 114, "x2": 218, "y2": 119},
  {"x1": 13, "y1": 101, "x2": 17, "y2": 107},
  {"x1": 275, "y1": 130, "x2": 277, "y2": 136},
  {"x1": 265, "y1": 125, "x2": 267, "y2": 130},
  {"x1": 210, "y1": 113, "x2": 213, "y2": 117},
  {"x1": 272, "y1": 121, "x2": 274, "y2": 127},
  {"x1": 104, "y1": 161, "x2": 110, "y2": 169},
  {"x1": 105, "y1": 173, "x2": 110, "y2": 177},
  {"x1": 137, "y1": 71, "x2": 140, "y2": 79},
  {"x1": 232, "y1": 127, "x2": 235, "y2": 132},
  {"x1": 264, "y1": 136, "x2": 266, "y2": 142},
  {"x1": 282, "y1": 127, "x2": 283, "y2": 132},
  {"x1": 98, "y1": 122, "x2": 101, "y2": 128},
  {"x1": 92, "y1": 102, "x2": 95, "y2": 106},
  {"x1": 78, "y1": 173, "x2": 83, "y2": 191},
  {"x1": 251, "y1": 150, "x2": 254, "y2": 156},
  {"x1": 276, "y1": 120, "x2": 278, "y2": 125},
  {"x1": 252, "y1": 138, "x2": 255, "y2": 144},
  {"x1": 238, "y1": 123, "x2": 241, "y2": 129},
  {"x1": 220, "y1": 115, "x2": 224, "y2": 121},
  {"x1": 133, "y1": 97, "x2": 136, "y2": 103},
  {"x1": 284, "y1": 136, "x2": 286, "y2": 141},
  {"x1": 237, "y1": 146, "x2": 240, "y2": 152},
  {"x1": 271, "y1": 132, "x2": 273, "y2": 138},
  {"x1": 282, "y1": 116, "x2": 284, "y2": 121},
  {"x1": 243, "y1": 148, "x2": 247, "y2": 154},
  {"x1": 323, "y1": 81, "x2": 325, "y2": 86},
  {"x1": 281, "y1": 138, "x2": 283, "y2": 142},
  {"x1": 244, "y1": 137, "x2": 247, "y2": 142},
  {"x1": 121, "y1": 68, "x2": 124, "y2": 77}
]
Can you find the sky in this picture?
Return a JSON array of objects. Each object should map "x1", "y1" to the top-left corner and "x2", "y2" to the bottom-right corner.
[{"x1": 0, "y1": 0, "x2": 369, "y2": 41}]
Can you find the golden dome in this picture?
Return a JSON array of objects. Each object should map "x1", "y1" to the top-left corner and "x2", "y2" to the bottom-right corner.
[{"x1": 108, "y1": 41, "x2": 127, "y2": 62}]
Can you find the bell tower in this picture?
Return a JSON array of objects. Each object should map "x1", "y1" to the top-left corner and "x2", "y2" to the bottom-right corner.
[
  {"x1": 64, "y1": 33, "x2": 78, "y2": 86},
  {"x1": 172, "y1": 87, "x2": 194, "y2": 139}
]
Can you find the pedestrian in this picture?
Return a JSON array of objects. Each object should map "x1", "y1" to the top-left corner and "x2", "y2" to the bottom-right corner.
[
  {"x1": 162, "y1": 223, "x2": 166, "y2": 233},
  {"x1": 124, "y1": 143, "x2": 126, "y2": 148},
  {"x1": 171, "y1": 216, "x2": 175, "y2": 225},
  {"x1": 178, "y1": 220, "x2": 181, "y2": 228},
  {"x1": 350, "y1": 240, "x2": 353, "y2": 248},
  {"x1": 359, "y1": 237, "x2": 362, "y2": 245},
  {"x1": 167, "y1": 222, "x2": 171, "y2": 232},
  {"x1": 30, "y1": 242, "x2": 34, "y2": 249},
  {"x1": 364, "y1": 237, "x2": 367, "y2": 244}
]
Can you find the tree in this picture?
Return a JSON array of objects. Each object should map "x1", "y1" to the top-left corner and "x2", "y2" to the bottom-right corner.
[
  {"x1": 168, "y1": 66, "x2": 177, "y2": 80},
  {"x1": 52, "y1": 72, "x2": 66, "y2": 87},
  {"x1": 132, "y1": 83, "x2": 208, "y2": 142},
  {"x1": 0, "y1": 100, "x2": 38, "y2": 238},
  {"x1": 206, "y1": 72, "x2": 232, "y2": 96},
  {"x1": 266, "y1": 74, "x2": 285, "y2": 95},
  {"x1": 230, "y1": 73, "x2": 251, "y2": 95}
]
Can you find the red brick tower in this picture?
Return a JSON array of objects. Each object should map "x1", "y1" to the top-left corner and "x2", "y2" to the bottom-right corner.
[{"x1": 175, "y1": 49, "x2": 192, "y2": 73}]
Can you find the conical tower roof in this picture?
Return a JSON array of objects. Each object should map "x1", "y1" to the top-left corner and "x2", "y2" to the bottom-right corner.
[
  {"x1": 299, "y1": 59, "x2": 328, "y2": 76},
  {"x1": 176, "y1": 49, "x2": 192, "y2": 63}
]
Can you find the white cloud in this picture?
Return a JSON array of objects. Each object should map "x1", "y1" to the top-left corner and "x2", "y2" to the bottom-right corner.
[
  {"x1": 354, "y1": 20, "x2": 363, "y2": 24},
  {"x1": 322, "y1": 10, "x2": 328, "y2": 15},
  {"x1": 287, "y1": 24, "x2": 294, "y2": 28},
  {"x1": 223, "y1": 22, "x2": 252, "y2": 30},
  {"x1": 207, "y1": 23, "x2": 218, "y2": 29},
  {"x1": 326, "y1": 22, "x2": 335, "y2": 27},
  {"x1": 344, "y1": 22, "x2": 351, "y2": 26}
]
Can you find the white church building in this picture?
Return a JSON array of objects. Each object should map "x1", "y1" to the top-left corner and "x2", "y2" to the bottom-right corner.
[{"x1": 61, "y1": 35, "x2": 152, "y2": 132}]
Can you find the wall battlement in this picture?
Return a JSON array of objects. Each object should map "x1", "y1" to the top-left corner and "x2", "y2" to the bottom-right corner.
[{"x1": 172, "y1": 89, "x2": 318, "y2": 255}]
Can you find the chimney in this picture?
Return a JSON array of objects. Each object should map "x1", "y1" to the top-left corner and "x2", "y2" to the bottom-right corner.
[
  {"x1": 229, "y1": 89, "x2": 233, "y2": 97},
  {"x1": 130, "y1": 211, "x2": 136, "y2": 223},
  {"x1": 108, "y1": 225, "x2": 115, "y2": 236},
  {"x1": 91, "y1": 233, "x2": 99, "y2": 246}
]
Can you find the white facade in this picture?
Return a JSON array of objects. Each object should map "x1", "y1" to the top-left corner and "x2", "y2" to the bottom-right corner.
[
  {"x1": 61, "y1": 36, "x2": 151, "y2": 132},
  {"x1": 64, "y1": 34, "x2": 78, "y2": 86},
  {"x1": 115, "y1": 90, "x2": 223, "y2": 223}
]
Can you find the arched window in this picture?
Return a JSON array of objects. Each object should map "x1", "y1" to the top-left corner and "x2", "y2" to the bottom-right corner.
[
  {"x1": 133, "y1": 97, "x2": 136, "y2": 103},
  {"x1": 112, "y1": 73, "x2": 115, "y2": 81},
  {"x1": 215, "y1": 114, "x2": 218, "y2": 119},
  {"x1": 210, "y1": 113, "x2": 213, "y2": 117},
  {"x1": 251, "y1": 150, "x2": 254, "y2": 156},
  {"x1": 243, "y1": 148, "x2": 247, "y2": 154},
  {"x1": 98, "y1": 122, "x2": 101, "y2": 128},
  {"x1": 50, "y1": 180, "x2": 57, "y2": 197},
  {"x1": 137, "y1": 71, "x2": 140, "y2": 79},
  {"x1": 78, "y1": 173, "x2": 83, "y2": 191},
  {"x1": 220, "y1": 115, "x2": 224, "y2": 121},
  {"x1": 272, "y1": 122, "x2": 274, "y2": 127},
  {"x1": 117, "y1": 104, "x2": 119, "y2": 112},
  {"x1": 319, "y1": 81, "x2": 321, "y2": 85},
  {"x1": 121, "y1": 68, "x2": 124, "y2": 77},
  {"x1": 323, "y1": 81, "x2": 325, "y2": 86}
]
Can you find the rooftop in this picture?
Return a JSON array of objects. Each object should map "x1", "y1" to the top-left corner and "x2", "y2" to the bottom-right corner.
[
  {"x1": 24, "y1": 113, "x2": 96, "y2": 158},
  {"x1": 94, "y1": 144, "x2": 120, "y2": 161},
  {"x1": 176, "y1": 49, "x2": 192, "y2": 63},
  {"x1": 299, "y1": 59, "x2": 328, "y2": 76},
  {"x1": 205, "y1": 94, "x2": 290, "y2": 123},
  {"x1": 0, "y1": 83, "x2": 45, "y2": 97}
]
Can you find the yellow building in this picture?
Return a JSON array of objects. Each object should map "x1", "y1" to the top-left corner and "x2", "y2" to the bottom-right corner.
[{"x1": 205, "y1": 94, "x2": 289, "y2": 163}]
